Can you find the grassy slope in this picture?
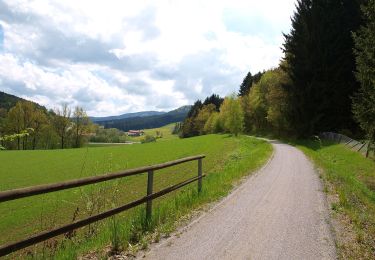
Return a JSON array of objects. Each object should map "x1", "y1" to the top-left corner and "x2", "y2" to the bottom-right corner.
[
  {"x1": 0, "y1": 134, "x2": 272, "y2": 259},
  {"x1": 295, "y1": 140, "x2": 375, "y2": 259},
  {"x1": 126, "y1": 123, "x2": 178, "y2": 142}
]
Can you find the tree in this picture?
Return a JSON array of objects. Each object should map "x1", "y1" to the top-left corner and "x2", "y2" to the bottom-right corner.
[
  {"x1": 72, "y1": 106, "x2": 91, "y2": 148},
  {"x1": 187, "y1": 100, "x2": 203, "y2": 118},
  {"x1": 238, "y1": 72, "x2": 253, "y2": 97},
  {"x1": 172, "y1": 122, "x2": 182, "y2": 135},
  {"x1": 282, "y1": 0, "x2": 363, "y2": 137},
  {"x1": 0, "y1": 108, "x2": 7, "y2": 148},
  {"x1": 20, "y1": 101, "x2": 37, "y2": 149},
  {"x1": 240, "y1": 94, "x2": 252, "y2": 133},
  {"x1": 180, "y1": 117, "x2": 195, "y2": 138},
  {"x1": 7, "y1": 102, "x2": 24, "y2": 149},
  {"x1": 203, "y1": 112, "x2": 215, "y2": 134},
  {"x1": 265, "y1": 69, "x2": 291, "y2": 135},
  {"x1": 203, "y1": 94, "x2": 224, "y2": 111},
  {"x1": 53, "y1": 104, "x2": 71, "y2": 149},
  {"x1": 352, "y1": 0, "x2": 375, "y2": 157},
  {"x1": 195, "y1": 104, "x2": 216, "y2": 134},
  {"x1": 241, "y1": 68, "x2": 291, "y2": 135},
  {"x1": 30, "y1": 108, "x2": 48, "y2": 150},
  {"x1": 220, "y1": 96, "x2": 244, "y2": 136},
  {"x1": 252, "y1": 71, "x2": 264, "y2": 85},
  {"x1": 0, "y1": 130, "x2": 33, "y2": 150},
  {"x1": 247, "y1": 79, "x2": 268, "y2": 132}
]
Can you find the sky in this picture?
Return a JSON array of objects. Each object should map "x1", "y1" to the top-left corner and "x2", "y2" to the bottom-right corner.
[{"x1": 0, "y1": 0, "x2": 297, "y2": 116}]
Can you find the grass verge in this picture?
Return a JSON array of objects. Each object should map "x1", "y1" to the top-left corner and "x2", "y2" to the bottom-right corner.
[{"x1": 295, "y1": 139, "x2": 375, "y2": 259}]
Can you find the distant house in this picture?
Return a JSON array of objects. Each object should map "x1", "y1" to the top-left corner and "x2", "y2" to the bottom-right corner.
[{"x1": 127, "y1": 130, "x2": 145, "y2": 136}]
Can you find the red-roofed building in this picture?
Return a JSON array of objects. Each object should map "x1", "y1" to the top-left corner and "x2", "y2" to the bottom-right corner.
[{"x1": 127, "y1": 130, "x2": 145, "y2": 136}]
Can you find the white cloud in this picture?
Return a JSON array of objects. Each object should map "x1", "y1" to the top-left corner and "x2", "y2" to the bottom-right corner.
[{"x1": 0, "y1": 0, "x2": 297, "y2": 116}]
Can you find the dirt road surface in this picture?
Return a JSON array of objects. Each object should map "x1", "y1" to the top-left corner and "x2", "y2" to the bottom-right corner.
[{"x1": 140, "y1": 141, "x2": 336, "y2": 260}]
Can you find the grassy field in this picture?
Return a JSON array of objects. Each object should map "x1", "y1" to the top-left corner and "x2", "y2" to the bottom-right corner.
[
  {"x1": 126, "y1": 123, "x2": 178, "y2": 142},
  {"x1": 0, "y1": 134, "x2": 272, "y2": 259},
  {"x1": 296, "y1": 140, "x2": 375, "y2": 259}
]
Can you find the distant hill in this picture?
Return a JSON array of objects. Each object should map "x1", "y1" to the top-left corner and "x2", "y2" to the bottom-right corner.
[
  {"x1": 0, "y1": 91, "x2": 47, "y2": 111},
  {"x1": 96, "y1": 105, "x2": 191, "y2": 131},
  {"x1": 0, "y1": 91, "x2": 191, "y2": 130},
  {"x1": 90, "y1": 111, "x2": 166, "y2": 122}
]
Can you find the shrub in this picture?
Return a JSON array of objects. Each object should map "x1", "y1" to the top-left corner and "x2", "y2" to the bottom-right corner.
[{"x1": 141, "y1": 135, "x2": 156, "y2": 143}]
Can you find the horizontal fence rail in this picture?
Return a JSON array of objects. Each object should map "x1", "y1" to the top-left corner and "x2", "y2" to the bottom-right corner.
[
  {"x1": 0, "y1": 155, "x2": 205, "y2": 203},
  {"x1": 0, "y1": 155, "x2": 205, "y2": 257}
]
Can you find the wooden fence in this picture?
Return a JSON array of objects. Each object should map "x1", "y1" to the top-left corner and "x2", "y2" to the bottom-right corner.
[
  {"x1": 0, "y1": 155, "x2": 205, "y2": 257},
  {"x1": 320, "y1": 132, "x2": 372, "y2": 157}
]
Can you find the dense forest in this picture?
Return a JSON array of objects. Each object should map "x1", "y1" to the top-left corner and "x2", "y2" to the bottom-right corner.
[{"x1": 180, "y1": 0, "x2": 374, "y2": 155}]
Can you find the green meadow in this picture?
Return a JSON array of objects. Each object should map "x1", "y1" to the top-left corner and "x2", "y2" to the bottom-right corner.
[
  {"x1": 0, "y1": 134, "x2": 272, "y2": 258},
  {"x1": 296, "y1": 140, "x2": 375, "y2": 259}
]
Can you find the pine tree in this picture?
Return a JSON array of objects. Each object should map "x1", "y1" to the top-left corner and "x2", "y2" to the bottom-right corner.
[
  {"x1": 187, "y1": 100, "x2": 202, "y2": 118},
  {"x1": 238, "y1": 72, "x2": 253, "y2": 97},
  {"x1": 203, "y1": 94, "x2": 224, "y2": 111},
  {"x1": 252, "y1": 71, "x2": 264, "y2": 85},
  {"x1": 282, "y1": 0, "x2": 362, "y2": 137},
  {"x1": 352, "y1": 0, "x2": 375, "y2": 157}
]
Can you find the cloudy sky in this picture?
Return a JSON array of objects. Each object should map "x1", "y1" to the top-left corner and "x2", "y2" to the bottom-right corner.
[{"x1": 0, "y1": 0, "x2": 297, "y2": 116}]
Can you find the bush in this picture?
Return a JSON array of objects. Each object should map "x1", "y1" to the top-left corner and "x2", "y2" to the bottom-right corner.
[{"x1": 141, "y1": 135, "x2": 156, "y2": 143}]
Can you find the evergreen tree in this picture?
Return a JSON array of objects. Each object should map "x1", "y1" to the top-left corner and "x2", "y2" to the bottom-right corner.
[
  {"x1": 203, "y1": 94, "x2": 224, "y2": 111},
  {"x1": 352, "y1": 0, "x2": 375, "y2": 157},
  {"x1": 282, "y1": 0, "x2": 362, "y2": 137},
  {"x1": 187, "y1": 100, "x2": 202, "y2": 118},
  {"x1": 238, "y1": 72, "x2": 253, "y2": 97},
  {"x1": 252, "y1": 71, "x2": 264, "y2": 85}
]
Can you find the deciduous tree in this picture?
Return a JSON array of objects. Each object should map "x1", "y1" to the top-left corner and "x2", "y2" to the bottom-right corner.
[
  {"x1": 220, "y1": 96, "x2": 244, "y2": 136},
  {"x1": 53, "y1": 104, "x2": 71, "y2": 149},
  {"x1": 73, "y1": 106, "x2": 91, "y2": 148}
]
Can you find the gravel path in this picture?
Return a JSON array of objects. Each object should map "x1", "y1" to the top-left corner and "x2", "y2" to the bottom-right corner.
[{"x1": 140, "y1": 140, "x2": 336, "y2": 260}]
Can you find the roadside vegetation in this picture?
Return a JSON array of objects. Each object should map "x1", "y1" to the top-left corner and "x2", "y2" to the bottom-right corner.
[
  {"x1": 296, "y1": 140, "x2": 375, "y2": 258},
  {"x1": 0, "y1": 134, "x2": 272, "y2": 258}
]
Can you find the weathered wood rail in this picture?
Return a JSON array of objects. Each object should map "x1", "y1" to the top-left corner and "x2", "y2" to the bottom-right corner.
[{"x1": 0, "y1": 155, "x2": 205, "y2": 257}]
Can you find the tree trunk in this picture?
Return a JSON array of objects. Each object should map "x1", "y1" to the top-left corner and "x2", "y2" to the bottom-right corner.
[
  {"x1": 32, "y1": 136, "x2": 36, "y2": 150},
  {"x1": 76, "y1": 127, "x2": 79, "y2": 148}
]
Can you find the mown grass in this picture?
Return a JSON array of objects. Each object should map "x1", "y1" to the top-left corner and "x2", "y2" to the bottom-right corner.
[
  {"x1": 295, "y1": 139, "x2": 375, "y2": 259},
  {"x1": 126, "y1": 123, "x2": 178, "y2": 142},
  {"x1": 0, "y1": 134, "x2": 272, "y2": 259}
]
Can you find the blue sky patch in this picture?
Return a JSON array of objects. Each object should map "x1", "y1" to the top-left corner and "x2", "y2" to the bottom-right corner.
[{"x1": 222, "y1": 9, "x2": 278, "y2": 43}]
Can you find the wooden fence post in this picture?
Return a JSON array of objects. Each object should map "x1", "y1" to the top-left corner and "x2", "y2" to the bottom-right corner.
[
  {"x1": 198, "y1": 159, "x2": 202, "y2": 193},
  {"x1": 146, "y1": 170, "x2": 154, "y2": 222}
]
